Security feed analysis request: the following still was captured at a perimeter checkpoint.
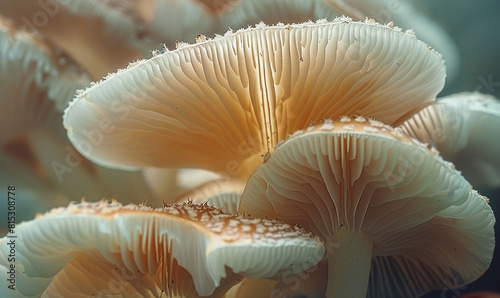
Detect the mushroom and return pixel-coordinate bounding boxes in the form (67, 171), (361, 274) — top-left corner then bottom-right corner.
(0, 0), (161, 79)
(135, 0), (342, 49)
(174, 178), (246, 214)
(226, 257), (329, 298)
(0, 16), (90, 139)
(143, 168), (225, 203)
(328, 0), (460, 81)
(63, 18), (445, 183)
(0, 16), (91, 230)
(142, 0), (458, 77)
(239, 117), (495, 297)
(225, 278), (279, 298)
(0, 200), (324, 297)
(0, 16), (159, 232)
(220, 0), (344, 31)
(144, 0), (231, 46)
(400, 92), (500, 188)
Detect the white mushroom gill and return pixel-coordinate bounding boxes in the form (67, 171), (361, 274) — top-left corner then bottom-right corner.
(174, 178), (245, 214)
(0, 16), (89, 143)
(0, 200), (324, 297)
(63, 18), (445, 182)
(142, 0), (459, 77)
(0, 0), (161, 79)
(239, 117), (495, 297)
(0, 16), (94, 228)
(400, 92), (500, 188)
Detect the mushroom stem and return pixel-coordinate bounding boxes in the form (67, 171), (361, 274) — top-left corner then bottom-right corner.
(326, 230), (373, 297)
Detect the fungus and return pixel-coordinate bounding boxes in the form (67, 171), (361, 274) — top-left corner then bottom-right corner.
(0, 16), (158, 228)
(142, 0), (458, 75)
(239, 117), (495, 297)
(139, 0), (342, 48)
(143, 168), (225, 203)
(0, 200), (324, 297)
(0, 16), (92, 229)
(400, 92), (500, 188)
(329, 0), (460, 79)
(0, 15), (87, 174)
(143, 0), (231, 45)
(225, 278), (279, 298)
(63, 18), (445, 182)
(174, 178), (246, 214)
(0, 16), (90, 139)
(0, 0), (161, 79)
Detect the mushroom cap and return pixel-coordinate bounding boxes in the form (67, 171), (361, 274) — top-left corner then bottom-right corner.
(0, 200), (324, 297)
(239, 117), (495, 297)
(0, 16), (90, 143)
(0, 0), (160, 79)
(174, 178), (246, 214)
(225, 278), (279, 298)
(218, 0), (344, 37)
(143, 168), (224, 204)
(0, 16), (88, 226)
(145, 0), (458, 79)
(0, 16), (163, 218)
(144, 0), (222, 45)
(63, 18), (445, 177)
(400, 92), (500, 188)
(329, 0), (460, 81)
(142, 0), (342, 48)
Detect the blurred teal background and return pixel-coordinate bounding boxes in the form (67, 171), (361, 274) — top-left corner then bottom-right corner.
(418, 1), (500, 296)
(419, 0), (500, 99)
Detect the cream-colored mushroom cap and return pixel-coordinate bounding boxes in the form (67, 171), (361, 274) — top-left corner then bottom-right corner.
(63, 18), (445, 179)
(144, 0), (237, 46)
(0, 16), (93, 227)
(220, 0), (344, 32)
(144, 0), (458, 78)
(0, 15), (92, 174)
(0, 200), (324, 297)
(239, 117), (495, 297)
(400, 92), (500, 188)
(0, 15), (158, 209)
(0, 0), (160, 79)
(329, 0), (460, 80)
(175, 178), (246, 214)
(147, 0), (345, 48)
(0, 16), (90, 142)
(143, 168), (224, 203)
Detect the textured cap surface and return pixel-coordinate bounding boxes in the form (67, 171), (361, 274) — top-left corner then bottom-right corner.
(64, 18), (445, 177)
(0, 200), (324, 297)
(240, 117), (495, 297)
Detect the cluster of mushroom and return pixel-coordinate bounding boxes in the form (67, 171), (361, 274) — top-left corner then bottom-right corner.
(0, 1), (499, 298)
(0, 0), (470, 215)
(59, 17), (497, 297)
(0, 199), (325, 297)
(0, 1), (179, 229)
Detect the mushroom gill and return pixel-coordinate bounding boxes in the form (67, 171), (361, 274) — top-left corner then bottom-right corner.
(400, 92), (500, 188)
(63, 18), (445, 182)
(239, 117), (495, 297)
(0, 200), (324, 297)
